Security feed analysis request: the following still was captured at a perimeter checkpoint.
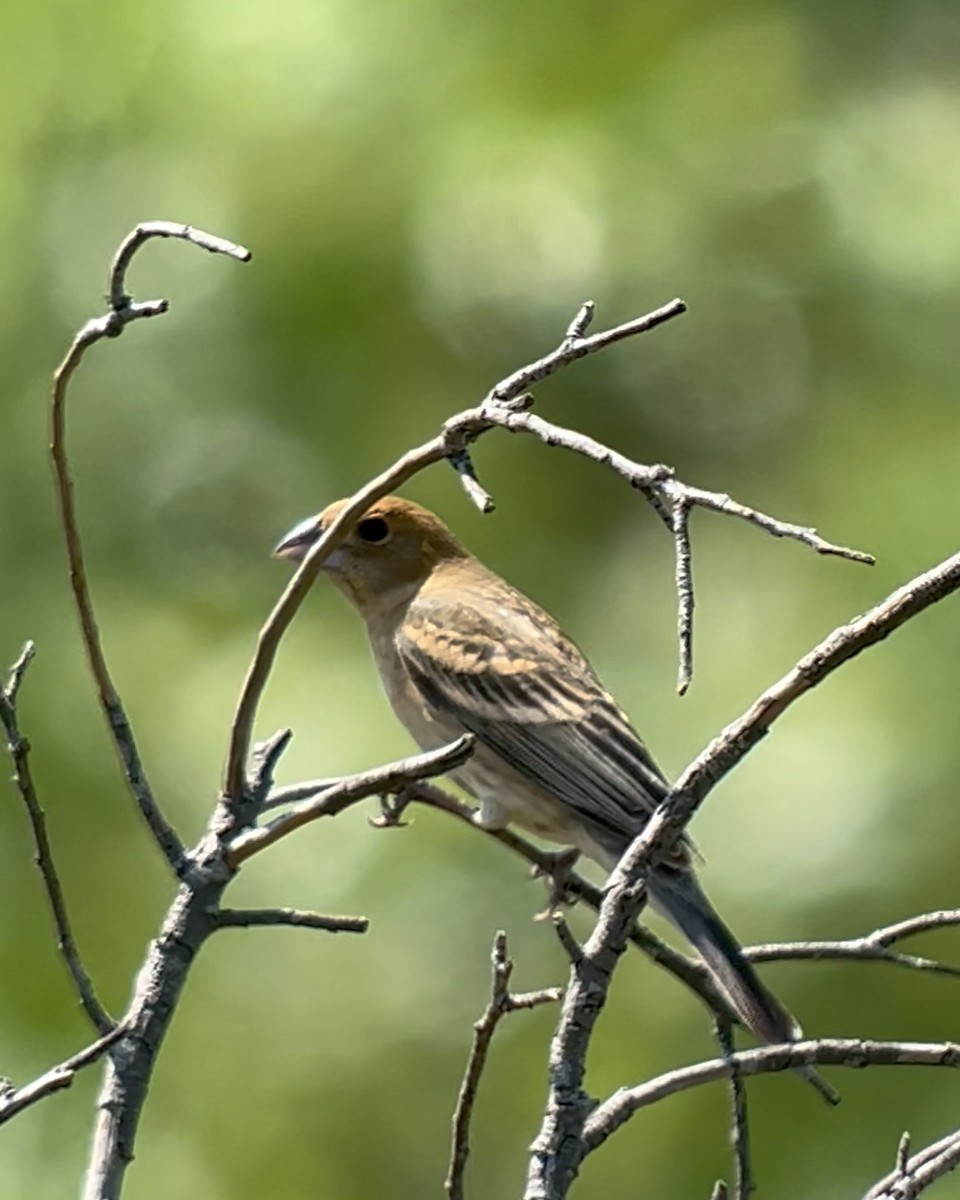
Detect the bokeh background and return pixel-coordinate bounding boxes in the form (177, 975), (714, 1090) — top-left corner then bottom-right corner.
(2, 2), (960, 1197)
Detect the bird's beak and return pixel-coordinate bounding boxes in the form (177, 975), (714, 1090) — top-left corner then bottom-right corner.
(273, 514), (324, 563)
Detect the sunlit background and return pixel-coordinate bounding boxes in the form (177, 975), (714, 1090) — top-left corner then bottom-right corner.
(2, 2), (960, 1196)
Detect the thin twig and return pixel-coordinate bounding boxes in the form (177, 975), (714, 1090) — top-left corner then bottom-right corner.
(747, 912), (960, 977)
(1, 643), (113, 1034)
(108, 221), (250, 309)
(582, 1039), (960, 1154)
(476, 405), (874, 566)
(714, 1019), (753, 1200)
(448, 446), (496, 514)
(226, 736), (476, 865)
(247, 728), (294, 809)
(898, 1133), (913, 1177)
(551, 914), (585, 967)
(445, 932), (561, 1200)
(50, 222), (250, 872)
(0, 1022), (129, 1129)
(218, 907), (368, 934)
(672, 499), (695, 695)
(866, 910), (960, 946)
(489, 299), (687, 400)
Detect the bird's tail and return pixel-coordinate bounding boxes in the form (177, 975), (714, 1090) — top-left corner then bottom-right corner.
(647, 869), (839, 1106)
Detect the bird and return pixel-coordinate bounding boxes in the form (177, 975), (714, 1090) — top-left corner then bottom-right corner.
(275, 494), (835, 1098)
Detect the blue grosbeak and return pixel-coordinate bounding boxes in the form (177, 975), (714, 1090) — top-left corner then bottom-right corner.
(276, 495), (818, 1061)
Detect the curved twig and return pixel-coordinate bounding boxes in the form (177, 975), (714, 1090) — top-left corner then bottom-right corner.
(50, 222), (250, 872)
(226, 736), (476, 865)
(582, 1039), (960, 1155)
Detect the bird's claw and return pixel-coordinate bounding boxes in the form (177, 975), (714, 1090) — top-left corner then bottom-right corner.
(532, 847), (581, 920)
(368, 787), (414, 829)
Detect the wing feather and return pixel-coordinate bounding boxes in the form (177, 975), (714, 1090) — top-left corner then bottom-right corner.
(397, 583), (679, 858)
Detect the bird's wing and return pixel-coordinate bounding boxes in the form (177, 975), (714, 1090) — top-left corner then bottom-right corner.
(396, 584), (681, 860)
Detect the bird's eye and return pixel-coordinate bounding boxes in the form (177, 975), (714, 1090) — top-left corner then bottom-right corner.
(356, 517), (391, 544)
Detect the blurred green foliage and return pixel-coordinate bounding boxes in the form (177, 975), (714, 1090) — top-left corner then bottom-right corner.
(2, 1), (960, 1196)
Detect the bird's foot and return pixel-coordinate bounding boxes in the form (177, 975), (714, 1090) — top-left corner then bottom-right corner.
(369, 786), (414, 829)
(532, 847), (581, 920)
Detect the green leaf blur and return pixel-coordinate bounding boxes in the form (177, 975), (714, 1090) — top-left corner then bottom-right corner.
(2, 2), (960, 1196)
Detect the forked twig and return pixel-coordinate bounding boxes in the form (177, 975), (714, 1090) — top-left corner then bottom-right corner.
(445, 932), (561, 1200)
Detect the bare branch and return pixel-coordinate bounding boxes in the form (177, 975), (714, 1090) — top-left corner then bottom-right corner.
(473, 405), (874, 567)
(489, 299), (686, 401)
(866, 909), (960, 946)
(0, 1023), (128, 1129)
(551, 914), (585, 967)
(226, 736), (475, 865)
(274, 761), (955, 1030)
(50, 221), (250, 873)
(714, 1019), (753, 1200)
(678, 480), (875, 563)
(866, 1128), (960, 1200)
(445, 931), (561, 1200)
(563, 300), (596, 342)
(672, 499), (695, 695)
(582, 1039), (960, 1155)
(108, 221), (250, 310)
(82, 869), (225, 1200)
(898, 1132), (913, 1178)
(247, 728), (294, 808)
(217, 907), (368, 934)
(448, 445), (496, 514)
(747, 907), (960, 979)
(4, 641), (36, 702)
(1, 643), (113, 1034)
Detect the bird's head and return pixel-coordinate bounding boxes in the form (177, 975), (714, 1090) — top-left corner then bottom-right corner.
(274, 495), (469, 613)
